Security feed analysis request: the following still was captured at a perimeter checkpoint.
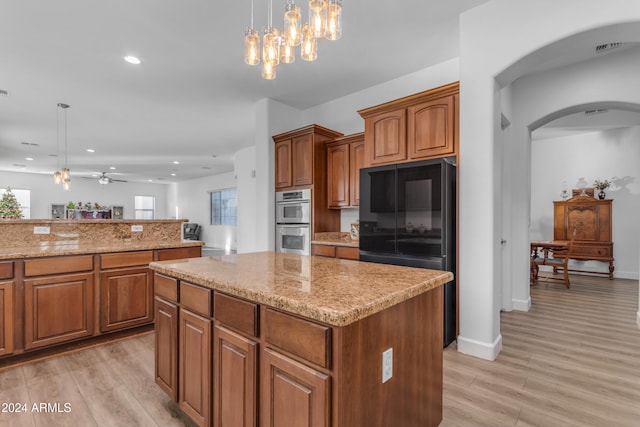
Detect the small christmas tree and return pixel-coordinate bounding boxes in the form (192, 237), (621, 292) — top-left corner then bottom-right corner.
(0, 188), (23, 219)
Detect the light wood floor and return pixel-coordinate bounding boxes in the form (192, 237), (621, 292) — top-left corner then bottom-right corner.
(0, 275), (638, 426)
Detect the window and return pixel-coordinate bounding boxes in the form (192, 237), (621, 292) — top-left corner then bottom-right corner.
(134, 195), (155, 219)
(210, 189), (237, 225)
(0, 188), (30, 219)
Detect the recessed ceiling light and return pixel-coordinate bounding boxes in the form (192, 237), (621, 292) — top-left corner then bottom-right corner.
(124, 55), (141, 65)
(172, 161), (180, 165)
(170, 173), (176, 176)
(148, 179), (153, 182)
(86, 149), (95, 153)
(25, 157), (34, 161)
(109, 166), (116, 170)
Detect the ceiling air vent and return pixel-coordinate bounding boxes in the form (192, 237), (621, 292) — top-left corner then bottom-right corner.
(0, 89), (8, 96)
(595, 42), (624, 53)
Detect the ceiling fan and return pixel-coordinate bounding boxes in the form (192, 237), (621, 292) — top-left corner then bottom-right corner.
(84, 172), (128, 185)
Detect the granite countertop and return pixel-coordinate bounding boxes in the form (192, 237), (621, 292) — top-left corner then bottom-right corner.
(149, 251), (452, 327)
(312, 232), (359, 248)
(0, 240), (203, 260)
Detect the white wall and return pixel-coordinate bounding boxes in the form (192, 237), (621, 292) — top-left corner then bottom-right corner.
(234, 146), (258, 253)
(174, 172), (237, 250)
(459, 0), (640, 360)
(531, 127), (640, 280)
(0, 170), (168, 219)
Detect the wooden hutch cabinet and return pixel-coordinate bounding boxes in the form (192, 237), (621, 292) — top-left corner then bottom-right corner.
(358, 82), (459, 167)
(326, 132), (365, 208)
(553, 195), (614, 278)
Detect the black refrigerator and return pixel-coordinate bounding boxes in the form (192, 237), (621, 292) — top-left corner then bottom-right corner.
(359, 157), (456, 347)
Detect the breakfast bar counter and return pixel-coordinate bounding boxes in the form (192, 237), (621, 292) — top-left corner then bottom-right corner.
(149, 251), (452, 427)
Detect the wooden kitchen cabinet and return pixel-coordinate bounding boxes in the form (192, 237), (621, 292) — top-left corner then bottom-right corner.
(24, 271), (94, 350)
(273, 124), (343, 191)
(155, 295), (178, 401)
(213, 325), (257, 427)
(179, 307), (211, 427)
(312, 244), (359, 260)
(0, 280), (14, 356)
(100, 251), (154, 333)
(261, 347), (330, 427)
(359, 82), (459, 167)
(326, 133), (364, 208)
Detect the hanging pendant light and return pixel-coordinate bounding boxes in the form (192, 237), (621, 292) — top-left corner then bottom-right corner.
(325, 0), (341, 40)
(280, 32), (295, 63)
(308, 0), (327, 38)
(284, 0), (301, 46)
(58, 103), (71, 191)
(301, 23), (317, 61)
(244, 0), (260, 65)
(262, 60), (277, 79)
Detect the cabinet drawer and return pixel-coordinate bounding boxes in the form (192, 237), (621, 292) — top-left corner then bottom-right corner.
(312, 244), (336, 258)
(101, 251), (153, 269)
(214, 292), (259, 337)
(155, 274), (178, 302)
(572, 245), (612, 258)
(156, 246), (202, 261)
(264, 308), (331, 368)
(180, 281), (212, 317)
(336, 246), (359, 260)
(0, 261), (13, 280)
(24, 255), (93, 277)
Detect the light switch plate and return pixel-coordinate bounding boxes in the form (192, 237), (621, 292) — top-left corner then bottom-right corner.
(382, 348), (393, 383)
(33, 226), (50, 235)
(131, 225), (143, 232)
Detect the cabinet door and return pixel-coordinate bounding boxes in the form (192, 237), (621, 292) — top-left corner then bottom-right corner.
(275, 140), (293, 189)
(365, 109), (407, 166)
(213, 325), (257, 427)
(327, 142), (350, 208)
(349, 140), (365, 206)
(24, 272), (94, 350)
(292, 133), (314, 187)
(407, 95), (455, 159)
(155, 296), (178, 401)
(261, 348), (330, 427)
(179, 308), (211, 427)
(0, 281), (14, 356)
(100, 267), (153, 332)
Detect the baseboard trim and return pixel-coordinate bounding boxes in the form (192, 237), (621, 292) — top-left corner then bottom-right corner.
(512, 297), (531, 312)
(456, 334), (503, 361)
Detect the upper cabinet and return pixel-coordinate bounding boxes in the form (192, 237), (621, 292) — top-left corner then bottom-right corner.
(326, 133), (364, 208)
(273, 125), (343, 191)
(359, 82), (459, 167)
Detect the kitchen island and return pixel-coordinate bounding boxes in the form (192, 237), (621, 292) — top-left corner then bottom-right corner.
(149, 251), (452, 427)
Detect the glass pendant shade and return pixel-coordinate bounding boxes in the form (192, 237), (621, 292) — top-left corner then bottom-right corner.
(62, 168), (70, 181)
(309, 0), (327, 38)
(53, 171), (62, 184)
(263, 27), (280, 66)
(244, 28), (260, 65)
(301, 23), (317, 61)
(284, 2), (301, 46)
(325, 0), (341, 40)
(63, 178), (70, 191)
(280, 33), (295, 63)
(262, 61), (276, 79)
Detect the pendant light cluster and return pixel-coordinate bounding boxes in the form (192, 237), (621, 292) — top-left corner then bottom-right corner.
(53, 103), (71, 190)
(244, 0), (342, 79)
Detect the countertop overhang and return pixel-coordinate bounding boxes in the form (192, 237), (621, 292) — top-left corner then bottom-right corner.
(149, 251), (453, 327)
(0, 240), (203, 260)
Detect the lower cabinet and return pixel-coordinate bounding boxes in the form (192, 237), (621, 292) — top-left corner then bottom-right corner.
(261, 347), (330, 427)
(155, 296), (178, 400)
(0, 281), (14, 356)
(100, 267), (154, 332)
(213, 325), (257, 427)
(179, 308), (211, 427)
(312, 243), (359, 260)
(24, 272), (94, 350)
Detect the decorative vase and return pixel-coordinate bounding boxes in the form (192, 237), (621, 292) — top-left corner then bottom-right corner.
(598, 190), (606, 200)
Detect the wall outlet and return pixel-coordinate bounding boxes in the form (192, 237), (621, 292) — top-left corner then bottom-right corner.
(131, 225), (143, 232)
(382, 348), (393, 383)
(33, 226), (50, 235)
